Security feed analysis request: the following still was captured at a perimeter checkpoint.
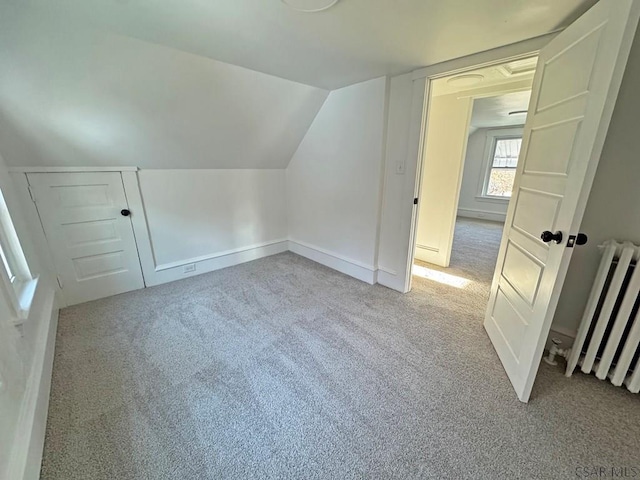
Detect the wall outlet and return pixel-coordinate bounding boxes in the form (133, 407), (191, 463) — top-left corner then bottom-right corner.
(184, 263), (196, 273)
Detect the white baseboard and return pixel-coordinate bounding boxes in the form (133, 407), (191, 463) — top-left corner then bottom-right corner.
(8, 287), (58, 480)
(377, 268), (407, 293)
(287, 240), (377, 285)
(457, 208), (506, 223)
(145, 240), (289, 287)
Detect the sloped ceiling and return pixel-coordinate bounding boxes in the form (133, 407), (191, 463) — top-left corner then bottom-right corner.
(0, 13), (328, 169)
(2, 0), (596, 90)
(0, 0), (596, 169)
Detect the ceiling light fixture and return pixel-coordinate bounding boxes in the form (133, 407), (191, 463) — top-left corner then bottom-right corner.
(446, 74), (484, 88)
(508, 110), (528, 115)
(282, 0), (340, 13)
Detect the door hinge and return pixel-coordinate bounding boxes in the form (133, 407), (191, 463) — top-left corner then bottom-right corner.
(28, 185), (37, 203)
(413, 198), (419, 205)
(56, 276), (63, 289)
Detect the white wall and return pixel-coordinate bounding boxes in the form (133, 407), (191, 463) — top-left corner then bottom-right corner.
(457, 127), (523, 222)
(136, 169), (287, 283)
(0, 23), (328, 170)
(415, 93), (472, 266)
(286, 77), (388, 283)
(0, 154), (58, 480)
(552, 26), (640, 337)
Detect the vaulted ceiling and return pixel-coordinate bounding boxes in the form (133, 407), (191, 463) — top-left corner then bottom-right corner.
(0, 0), (596, 169)
(0, 13), (328, 169)
(3, 0), (596, 90)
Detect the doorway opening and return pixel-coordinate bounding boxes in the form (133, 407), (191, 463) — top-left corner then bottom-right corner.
(411, 57), (537, 295)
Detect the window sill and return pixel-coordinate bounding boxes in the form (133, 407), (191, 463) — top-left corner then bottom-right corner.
(475, 195), (511, 204)
(12, 276), (39, 325)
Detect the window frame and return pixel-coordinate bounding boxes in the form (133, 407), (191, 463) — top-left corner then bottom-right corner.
(0, 186), (36, 321)
(475, 127), (524, 203)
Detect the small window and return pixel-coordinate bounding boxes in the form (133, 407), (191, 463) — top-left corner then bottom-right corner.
(484, 137), (522, 198)
(0, 186), (35, 320)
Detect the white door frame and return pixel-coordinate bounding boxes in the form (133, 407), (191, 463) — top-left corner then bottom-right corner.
(375, 34), (558, 294)
(404, 51), (551, 293)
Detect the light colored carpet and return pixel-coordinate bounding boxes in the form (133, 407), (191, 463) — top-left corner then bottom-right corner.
(41, 219), (640, 479)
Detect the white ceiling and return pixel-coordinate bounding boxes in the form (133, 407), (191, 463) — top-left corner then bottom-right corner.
(470, 91), (532, 129)
(1, 0), (597, 89)
(431, 57), (537, 97)
(429, 58), (534, 130)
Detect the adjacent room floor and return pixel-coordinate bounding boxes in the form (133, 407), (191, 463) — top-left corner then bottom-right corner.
(41, 219), (640, 479)
(412, 217), (503, 301)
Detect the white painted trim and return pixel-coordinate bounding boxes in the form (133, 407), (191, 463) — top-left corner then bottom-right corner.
(8, 166), (138, 173)
(288, 239), (377, 285)
(457, 208), (506, 223)
(411, 33), (556, 80)
(372, 77), (392, 272)
(7, 287), (58, 480)
(401, 41), (549, 294)
(377, 266), (397, 276)
(287, 239), (376, 271)
(473, 196), (510, 204)
(377, 269), (406, 293)
(148, 241), (289, 287)
(456, 83), (533, 100)
(155, 239), (289, 271)
(476, 127), (524, 199)
(120, 171), (155, 286)
(10, 173), (67, 307)
(403, 77), (430, 294)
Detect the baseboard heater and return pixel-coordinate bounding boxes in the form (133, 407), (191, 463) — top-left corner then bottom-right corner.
(565, 240), (640, 393)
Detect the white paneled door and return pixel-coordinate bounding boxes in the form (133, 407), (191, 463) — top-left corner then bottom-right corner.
(484, 0), (640, 402)
(28, 172), (144, 305)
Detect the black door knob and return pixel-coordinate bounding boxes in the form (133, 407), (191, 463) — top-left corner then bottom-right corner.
(121, 209), (131, 217)
(541, 230), (563, 244)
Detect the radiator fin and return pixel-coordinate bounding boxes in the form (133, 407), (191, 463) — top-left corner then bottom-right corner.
(565, 240), (640, 393)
